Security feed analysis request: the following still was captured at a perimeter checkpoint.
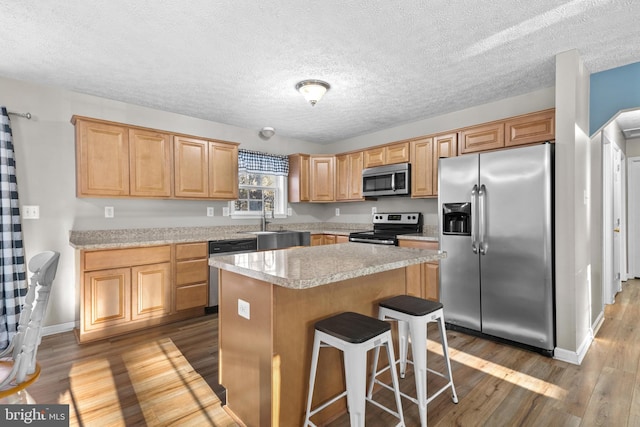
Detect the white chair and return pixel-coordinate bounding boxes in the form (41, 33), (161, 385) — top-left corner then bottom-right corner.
(0, 251), (60, 403)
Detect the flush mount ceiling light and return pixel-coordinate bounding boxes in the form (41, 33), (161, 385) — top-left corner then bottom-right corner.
(259, 126), (276, 140)
(295, 79), (330, 106)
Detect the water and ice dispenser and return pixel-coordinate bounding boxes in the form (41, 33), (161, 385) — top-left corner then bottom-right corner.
(442, 202), (471, 235)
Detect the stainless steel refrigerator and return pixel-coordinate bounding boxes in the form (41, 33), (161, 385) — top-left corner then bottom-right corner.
(438, 143), (554, 355)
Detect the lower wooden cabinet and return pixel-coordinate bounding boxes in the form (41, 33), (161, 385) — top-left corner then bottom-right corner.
(174, 242), (209, 312)
(311, 234), (349, 245)
(78, 243), (207, 343)
(398, 240), (439, 301)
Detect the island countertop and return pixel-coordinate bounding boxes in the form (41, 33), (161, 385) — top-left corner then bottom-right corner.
(209, 242), (445, 289)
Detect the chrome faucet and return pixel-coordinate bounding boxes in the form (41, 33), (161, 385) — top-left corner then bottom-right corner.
(261, 204), (270, 231)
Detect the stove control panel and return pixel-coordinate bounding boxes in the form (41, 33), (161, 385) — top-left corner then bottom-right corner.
(372, 212), (422, 225)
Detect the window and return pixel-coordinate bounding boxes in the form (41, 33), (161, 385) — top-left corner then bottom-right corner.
(231, 149), (289, 219)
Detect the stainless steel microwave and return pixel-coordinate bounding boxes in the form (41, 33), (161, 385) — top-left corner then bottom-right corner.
(362, 163), (411, 197)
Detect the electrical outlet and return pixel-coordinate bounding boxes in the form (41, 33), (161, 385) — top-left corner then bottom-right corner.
(238, 299), (250, 320)
(105, 206), (114, 218)
(207, 207), (214, 217)
(287, 207), (293, 216)
(222, 207), (230, 217)
(22, 205), (40, 219)
(371, 207), (377, 215)
(335, 208), (340, 216)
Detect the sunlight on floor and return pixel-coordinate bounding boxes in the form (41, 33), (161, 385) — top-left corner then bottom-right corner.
(426, 339), (567, 400)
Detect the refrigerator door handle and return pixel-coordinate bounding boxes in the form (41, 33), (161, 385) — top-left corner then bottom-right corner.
(471, 184), (479, 254)
(479, 184), (488, 255)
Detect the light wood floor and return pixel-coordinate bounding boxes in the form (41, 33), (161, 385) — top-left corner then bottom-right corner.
(29, 280), (640, 426)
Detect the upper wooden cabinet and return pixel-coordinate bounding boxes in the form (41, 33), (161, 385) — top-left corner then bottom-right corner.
(173, 137), (239, 199)
(459, 122), (505, 154)
(289, 154), (335, 202)
(73, 116), (239, 200)
(75, 119), (130, 197)
(310, 155), (335, 202)
(459, 109), (555, 155)
(410, 137), (434, 198)
(505, 109), (555, 147)
(336, 151), (363, 201)
(174, 136), (209, 198)
(364, 142), (410, 168)
(129, 128), (172, 197)
(433, 133), (458, 196)
(288, 154), (311, 202)
(208, 141), (239, 199)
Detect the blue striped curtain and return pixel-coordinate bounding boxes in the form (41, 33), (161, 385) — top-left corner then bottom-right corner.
(0, 106), (27, 350)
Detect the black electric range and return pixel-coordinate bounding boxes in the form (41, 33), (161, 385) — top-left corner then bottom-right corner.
(349, 212), (423, 245)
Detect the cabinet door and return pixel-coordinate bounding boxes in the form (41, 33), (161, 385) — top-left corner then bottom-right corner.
(336, 235), (349, 243)
(174, 136), (209, 198)
(310, 156), (335, 202)
(311, 234), (324, 246)
(336, 152), (363, 201)
(459, 122), (504, 154)
(324, 235), (337, 245)
(131, 262), (171, 321)
(288, 154), (310, 202)
(347, 152), (364, 200)
(335, 154), (350, 200)
(129, 128), (172, 197)
(83, 267), (131, 332)
(410, 137), (434, 197)
(433, 133), (458, 196)
(76, 119), (129, 197)
(386, 142), (410, 165)
(364, 147), (385, 168)
(209, 141), (238, 199)
(505, 109), (555, 147)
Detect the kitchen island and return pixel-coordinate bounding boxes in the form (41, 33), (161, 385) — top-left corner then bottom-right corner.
(210, 242), (445, 426)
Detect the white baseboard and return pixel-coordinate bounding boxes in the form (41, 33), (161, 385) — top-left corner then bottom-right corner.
(41, 321), (77, 337)
(553, 329), (594, 365)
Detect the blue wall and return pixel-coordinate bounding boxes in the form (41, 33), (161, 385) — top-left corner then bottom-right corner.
(590, 61), (640, 135)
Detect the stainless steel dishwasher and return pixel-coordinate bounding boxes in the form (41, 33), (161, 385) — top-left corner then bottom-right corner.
(208, 238), (257, 309)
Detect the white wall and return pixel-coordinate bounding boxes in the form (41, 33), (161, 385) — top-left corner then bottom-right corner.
(554, 49), (593, 363)
(625, 136), (640, 157)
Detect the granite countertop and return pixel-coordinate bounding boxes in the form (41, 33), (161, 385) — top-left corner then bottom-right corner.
(209, 242), (445, 289)
(69, 224), (438, 250)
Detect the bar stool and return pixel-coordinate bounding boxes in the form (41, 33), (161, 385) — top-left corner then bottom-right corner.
(368, 295), (458, 427)
(304, 311), (405, 427)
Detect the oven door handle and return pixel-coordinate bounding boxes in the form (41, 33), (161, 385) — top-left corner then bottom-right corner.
(349, 237), (396, 245)
(391, 173), (396, 191)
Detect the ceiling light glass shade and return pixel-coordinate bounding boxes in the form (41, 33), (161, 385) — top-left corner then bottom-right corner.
(295, 80), (330, 106)
(259, 126), (276, 139)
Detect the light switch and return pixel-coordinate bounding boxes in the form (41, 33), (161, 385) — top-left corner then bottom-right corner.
(207, 207), (214, 217)
(105, 206), (114, 218)
(335, 208), (340, 216)
(222, 207), (230, 216)
(22, 205), (39, 219)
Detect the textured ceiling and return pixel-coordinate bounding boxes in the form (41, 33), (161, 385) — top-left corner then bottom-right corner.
(1, 1), (640, 144)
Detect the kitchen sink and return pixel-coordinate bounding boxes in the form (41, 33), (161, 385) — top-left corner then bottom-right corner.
(248, 230), (311, 250)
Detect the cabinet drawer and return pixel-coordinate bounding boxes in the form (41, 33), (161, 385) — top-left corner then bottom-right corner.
(175, 283), (208, 311)
(176, 258), (209, 285)
(83, 246), (171, 271)
(176, 242), (208, 260)
(398, 240), (438, 250)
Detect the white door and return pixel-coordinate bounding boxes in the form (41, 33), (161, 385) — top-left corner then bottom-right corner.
(612, 145), (622, 293)
(628, 157), (640, 277)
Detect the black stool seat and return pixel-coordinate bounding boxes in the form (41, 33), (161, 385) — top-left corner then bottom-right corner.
(380, 295), (443, 316)
(315, 312), (391, 344)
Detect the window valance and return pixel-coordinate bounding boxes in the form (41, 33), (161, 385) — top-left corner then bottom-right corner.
(238, 149), (289, 176)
